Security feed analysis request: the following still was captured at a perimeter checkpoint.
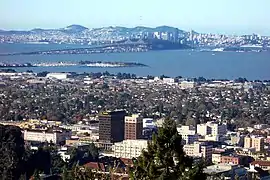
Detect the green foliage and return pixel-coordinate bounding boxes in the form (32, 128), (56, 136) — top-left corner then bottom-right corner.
(68, 143), (99, 168)
(0, 125), (25, 180)
(65, 164), (109, 180)
(130, 119), (206, 180)
(32, 169), (41, 180)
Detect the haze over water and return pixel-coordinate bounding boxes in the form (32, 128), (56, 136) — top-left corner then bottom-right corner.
(0, 44), (269, 80)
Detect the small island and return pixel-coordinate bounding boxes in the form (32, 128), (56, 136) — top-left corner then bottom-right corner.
(79, 61), (147, 68)
(0, 61), (148, 68)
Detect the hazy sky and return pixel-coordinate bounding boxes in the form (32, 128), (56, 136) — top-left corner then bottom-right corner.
(0, 0), (270, 35)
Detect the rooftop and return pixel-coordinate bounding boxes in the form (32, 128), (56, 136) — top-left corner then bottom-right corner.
(204, 164), (237, 174)
(251, 160), (270, 167)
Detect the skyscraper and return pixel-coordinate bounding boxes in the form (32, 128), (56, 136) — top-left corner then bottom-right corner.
(173, 28), (179, 43)
(99, 110), (126, 143)
(125, 114), (143, 140)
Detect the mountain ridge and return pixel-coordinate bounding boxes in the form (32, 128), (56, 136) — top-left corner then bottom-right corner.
(0, 25), (185, 34)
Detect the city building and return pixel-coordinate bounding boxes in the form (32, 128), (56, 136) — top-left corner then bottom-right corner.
(212, 152), (222, 164)
(153, 32), (161, 39)
(181, 134), (199, 145)
(125, 114), (143, 140)
(177, 125), (198, 144)
(98, 110), (126, 143)
(163, 78), (175, 85)
(177, 125), (196, 135)
(112, 139), (149, 159)
(220, 155), (244, 165)
(184, 142), (213, 163)
(229, 133), (245, 146)
(244, 136), (264, 152)
(197, 121), (227, 136)
(212, 148), (235, 164)
(179, 81), (196, 89)
(204, 164), (247, 180)
(142, 118), (155, 129)
(23, 129), (71, 144)
(250, 160), (270, 171)
(46, 73), (70, 80)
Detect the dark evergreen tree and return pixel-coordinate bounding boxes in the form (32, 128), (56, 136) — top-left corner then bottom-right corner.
(0, 125), (25, 180)
(130, 119), (206, 180)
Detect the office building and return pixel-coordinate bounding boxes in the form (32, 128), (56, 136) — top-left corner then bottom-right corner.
(112, 139), (148, 159)
(125, 114), (143, 140)
(98, 110), (126, 143)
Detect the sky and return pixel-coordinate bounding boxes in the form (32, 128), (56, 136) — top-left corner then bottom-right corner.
(0, 0), (270, 35)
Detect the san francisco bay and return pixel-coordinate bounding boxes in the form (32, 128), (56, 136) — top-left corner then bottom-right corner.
(0, 43), (269, 80)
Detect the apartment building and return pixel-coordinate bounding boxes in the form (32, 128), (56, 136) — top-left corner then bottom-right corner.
(112, 139), (149, 159)
(197, 121), (227, 136)
(244, 136), (264, 152)
(184, 142), (213, 163)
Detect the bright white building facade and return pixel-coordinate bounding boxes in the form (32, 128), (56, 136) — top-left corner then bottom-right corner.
(197, 121), (227, 136)
(46, 73), (70, 80)
(177, 125), (198, 144)
(184, 142), (213, 163)
(112, 139), (149, 159)
(23, 129), (71, 144)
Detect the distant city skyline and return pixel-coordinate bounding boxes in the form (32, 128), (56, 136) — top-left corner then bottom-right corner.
(1, 0), (270, 35)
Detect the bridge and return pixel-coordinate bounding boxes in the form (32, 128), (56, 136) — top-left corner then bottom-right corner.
(0, 38), (150, 56)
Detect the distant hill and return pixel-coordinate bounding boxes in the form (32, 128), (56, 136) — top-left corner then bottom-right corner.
(0, 25), (186, 36)
(61, 24), (89, 32)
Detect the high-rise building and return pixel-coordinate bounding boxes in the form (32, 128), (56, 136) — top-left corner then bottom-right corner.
(173, 28), (179, 43)
(244, 137), (252, 149)
(98, 110), (126, 143)
(125, 114), (143, 140)
(244, 136), (264, 151)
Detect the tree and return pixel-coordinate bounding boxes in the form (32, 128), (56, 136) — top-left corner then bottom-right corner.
(62, 165), (70, 180)
(32, 169), (41, 180)
(0, 125), (25, 180)
(130, 119), (206, 180)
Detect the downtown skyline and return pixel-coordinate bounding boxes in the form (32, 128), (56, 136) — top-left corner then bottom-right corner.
(0, 24), (269, 37)
(1, 0), (270, 35)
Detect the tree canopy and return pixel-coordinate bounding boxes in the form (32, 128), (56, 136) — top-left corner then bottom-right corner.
(130, 119), (206, 180)
(0, 125), (25, 180)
